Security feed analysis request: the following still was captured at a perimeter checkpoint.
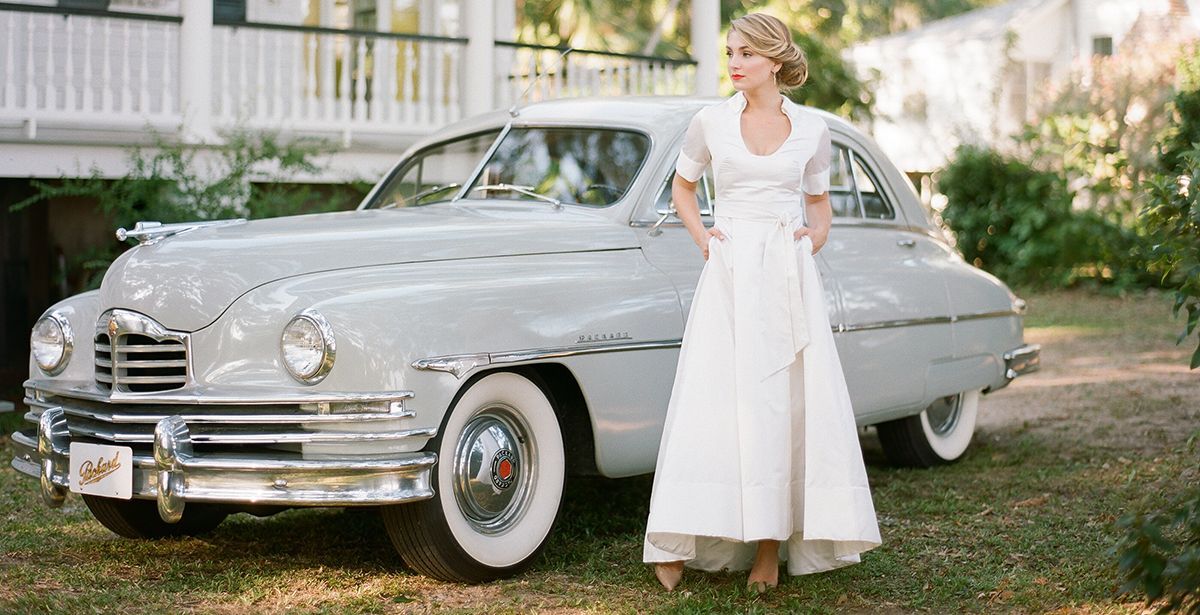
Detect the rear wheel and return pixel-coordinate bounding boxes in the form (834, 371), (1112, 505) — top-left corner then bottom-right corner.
(876, 389), (980, 468)
(381, 371), (566, 583)
(82, 494), (228, 539)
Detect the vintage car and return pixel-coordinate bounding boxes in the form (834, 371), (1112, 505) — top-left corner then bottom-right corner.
(8, 94), (1039, 582)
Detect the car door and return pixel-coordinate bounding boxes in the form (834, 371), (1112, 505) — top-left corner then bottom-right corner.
(634, 164), (843, 325)
(631, 167), (715, 316)
(822, 139), (955, 414)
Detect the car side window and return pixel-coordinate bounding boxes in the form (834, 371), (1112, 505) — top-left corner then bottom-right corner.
(851, 154), (895, 220)
(655, 169), (713, 216)
(829, 145), (859, 219)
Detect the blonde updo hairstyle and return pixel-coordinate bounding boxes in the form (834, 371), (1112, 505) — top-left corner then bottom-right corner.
(729, 13), (808, 90)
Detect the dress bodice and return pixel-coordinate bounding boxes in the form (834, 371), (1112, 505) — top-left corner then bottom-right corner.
(674, 90), (831, 208)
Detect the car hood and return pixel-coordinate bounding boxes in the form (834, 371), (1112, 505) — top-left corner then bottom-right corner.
(99, 204), (639, 331)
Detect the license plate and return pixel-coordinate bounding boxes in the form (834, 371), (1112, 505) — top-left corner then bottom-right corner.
(69, 442), (134, 500)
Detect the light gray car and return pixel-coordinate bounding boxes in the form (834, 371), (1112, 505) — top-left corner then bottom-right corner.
(8, 95), (1039, 582)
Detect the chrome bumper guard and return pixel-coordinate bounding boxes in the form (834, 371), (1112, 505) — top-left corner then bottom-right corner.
(1003, 343), (1041, 379)
(984, 343), (1041, 393)
(10, 383), (437, 523)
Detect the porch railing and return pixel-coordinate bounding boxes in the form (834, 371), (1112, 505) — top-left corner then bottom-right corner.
(211, 21), (466, 134)
(0, 5), (182, 132)
(495, 41), (696, 108)
(0, 3), (697, 145)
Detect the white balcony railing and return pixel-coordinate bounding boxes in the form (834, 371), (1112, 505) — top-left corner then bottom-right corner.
(1, 8), (181, 132)
(495, 42), (697, 107)
(0, 3), (697, 147)
(212, 23), (465, 134)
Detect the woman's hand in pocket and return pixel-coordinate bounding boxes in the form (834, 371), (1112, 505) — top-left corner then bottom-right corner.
(793, 225), (827, 254)
(695, 226), (727, 261)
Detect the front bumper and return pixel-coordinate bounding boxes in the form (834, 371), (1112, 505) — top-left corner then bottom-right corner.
(10, 382), (437, 523)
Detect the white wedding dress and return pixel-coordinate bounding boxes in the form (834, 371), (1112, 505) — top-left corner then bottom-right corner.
(642, 90), (882, 575)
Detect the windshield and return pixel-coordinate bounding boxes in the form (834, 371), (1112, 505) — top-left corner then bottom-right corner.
(464, 127), (651, 207)
(364, 130), (502, 209)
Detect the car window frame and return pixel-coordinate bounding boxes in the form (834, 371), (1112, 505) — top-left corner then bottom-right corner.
(455, 123), (656, 209)
(652, 168), (714, 217)
(832, 138), (900, 225)
(360, 127), (506, 210)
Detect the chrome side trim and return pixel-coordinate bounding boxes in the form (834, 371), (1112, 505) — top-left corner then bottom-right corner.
(413, 339), (684, 378)
(839, 309), (1020, 333)
(841, 315), (950, 332)
(954, 309), (1023, 322)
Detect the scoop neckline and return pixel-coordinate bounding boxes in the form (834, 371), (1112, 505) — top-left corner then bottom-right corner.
(736, 95), (795, 157)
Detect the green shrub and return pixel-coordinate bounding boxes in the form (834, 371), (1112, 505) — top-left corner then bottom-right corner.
(1112, 436), (1200, 614)
(936, 144), (1145, 288)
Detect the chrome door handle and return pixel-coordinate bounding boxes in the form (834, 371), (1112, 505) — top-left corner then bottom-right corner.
(896, 238), (916, 248)
(648, 207), (676, 237)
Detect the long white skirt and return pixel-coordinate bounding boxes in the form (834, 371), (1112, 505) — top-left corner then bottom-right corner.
(642, 209), (882, 575)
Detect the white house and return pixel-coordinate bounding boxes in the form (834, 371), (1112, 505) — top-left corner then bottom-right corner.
(846, 0), (1200, 175)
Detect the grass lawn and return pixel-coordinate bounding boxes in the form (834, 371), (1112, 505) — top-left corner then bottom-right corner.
(1, 288), (1197, 613)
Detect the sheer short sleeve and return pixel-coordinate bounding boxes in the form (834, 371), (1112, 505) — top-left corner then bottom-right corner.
(802, 121), (832, 195)
(675, 111), (711, 183)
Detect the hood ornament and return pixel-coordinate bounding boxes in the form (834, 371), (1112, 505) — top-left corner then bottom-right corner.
(115, 219), (247, 246)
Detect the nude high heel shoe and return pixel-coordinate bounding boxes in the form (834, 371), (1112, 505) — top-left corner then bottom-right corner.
(654, 562), (684, 591)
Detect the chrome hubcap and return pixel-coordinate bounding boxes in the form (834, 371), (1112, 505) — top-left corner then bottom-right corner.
(925, 393), (962, 436)
(452, 405), (535, 535)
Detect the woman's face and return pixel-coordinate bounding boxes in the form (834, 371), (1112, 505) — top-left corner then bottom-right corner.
(725, 30), (778, 93)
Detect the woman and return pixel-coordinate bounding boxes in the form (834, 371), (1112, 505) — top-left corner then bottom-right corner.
(641, 12), (882, 592)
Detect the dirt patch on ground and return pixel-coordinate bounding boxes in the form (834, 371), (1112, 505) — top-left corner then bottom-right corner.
(976, 298), (1200, 452)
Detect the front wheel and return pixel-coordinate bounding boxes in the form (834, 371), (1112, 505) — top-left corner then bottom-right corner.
(381, 371), (566, 583)
(876, 389), (980, 468)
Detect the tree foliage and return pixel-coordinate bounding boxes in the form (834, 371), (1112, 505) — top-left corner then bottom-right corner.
(1138, 47), (1200, 369)
(1017, 37), (1192, 225)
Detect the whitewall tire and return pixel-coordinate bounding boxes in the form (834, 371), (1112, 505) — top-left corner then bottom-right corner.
(876, 388), (980, 468)
(382, 370), (566, 582)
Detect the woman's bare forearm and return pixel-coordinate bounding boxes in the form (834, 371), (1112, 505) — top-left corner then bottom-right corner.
(672, 174), (708, 247)
(804, 193), (832, 236)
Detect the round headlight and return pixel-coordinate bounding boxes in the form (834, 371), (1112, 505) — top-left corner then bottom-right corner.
(31, 312), (73, 376)
(281, 310), (336, 384)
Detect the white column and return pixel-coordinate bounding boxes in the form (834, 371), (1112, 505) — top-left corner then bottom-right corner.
(463, 0), (495, 117)
(180, 0), (215, 142)
(375, 0), (394, 120)
(691, 0), (719, 96)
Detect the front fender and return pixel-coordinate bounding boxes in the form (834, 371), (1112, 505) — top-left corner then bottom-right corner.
(192, 250), (683, 444)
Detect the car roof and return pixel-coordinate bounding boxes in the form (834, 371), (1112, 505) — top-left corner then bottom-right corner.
(410, 95), (859, 152)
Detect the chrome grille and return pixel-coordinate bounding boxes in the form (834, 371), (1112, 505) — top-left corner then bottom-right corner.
(94, 311), (190, 393)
